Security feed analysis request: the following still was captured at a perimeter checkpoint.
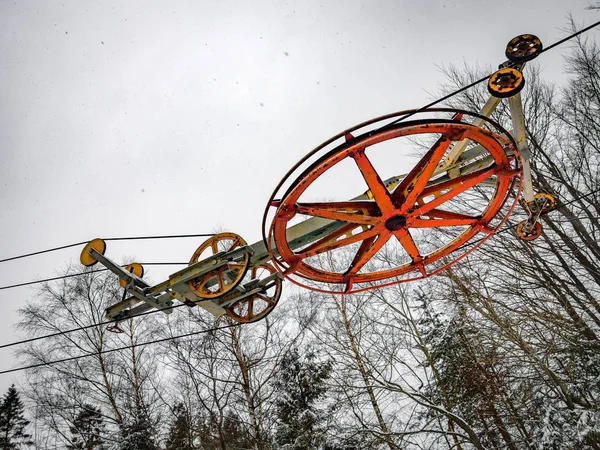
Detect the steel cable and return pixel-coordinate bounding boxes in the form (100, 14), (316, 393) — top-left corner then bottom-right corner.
(0, 233), (215, 264)
(0, 321), (242, 375)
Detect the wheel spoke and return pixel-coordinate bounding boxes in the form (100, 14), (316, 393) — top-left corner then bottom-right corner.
(228, 237), (241, 252)
(247, 298), (254, 319)
(211, 241), (219, 254)
(345, 232), (391, 277)
(351, 150), (395, 213)
(257, 293), (274, 305)
(216, 270), (225, 290)
(409, 216), (479, 228)
(419, 166), (496, 200)
(392, 134), (455, 210)
(424, 209), (478, 221)
(394, 229), (421, 262)
(295, 201), (380, 225)
(415, 166), (497, 215)
(296, 200), (380, 214)
(299, 226), (379, 258)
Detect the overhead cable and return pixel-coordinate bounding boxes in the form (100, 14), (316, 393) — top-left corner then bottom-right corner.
(0, 321), (242, 375)
(0, 233), (215, 264)
(382, 19), (600, 129)
(454, 186), (600, 253)
(0, 302), (187, 350)
(0, 262), (185, 291)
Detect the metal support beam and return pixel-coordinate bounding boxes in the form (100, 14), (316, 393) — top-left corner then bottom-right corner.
(508, 93), (535, 203)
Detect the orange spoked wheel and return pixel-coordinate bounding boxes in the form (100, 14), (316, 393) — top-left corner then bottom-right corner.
(226, 263), (282, 323)
(188, 232), (250, 299)
(264, 109), (522, 294)
(516, 221), (543, 241)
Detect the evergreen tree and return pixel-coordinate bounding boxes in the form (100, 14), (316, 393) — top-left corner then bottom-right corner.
(273, 348), (333, 450)
(0, 385), (33, 449)
(67, 404), (105, 450)
(195, 410), (253, 450)
(220, 412), (254, 450)
(165, 403), (194, 450)
(119, 406), (159, 450)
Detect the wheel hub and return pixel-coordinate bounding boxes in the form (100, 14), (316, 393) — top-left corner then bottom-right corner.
(494, 73), (518, 89)
(385, 215), (407, 231)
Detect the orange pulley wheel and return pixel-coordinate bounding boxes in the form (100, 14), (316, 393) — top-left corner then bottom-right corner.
(188, 232), (251, 299)
(120, 263), (145, 288)
(488, 68), (524, 98)
(80, 238), (107, 267)
(265, 111), (522, 294)
(516, 220), (543, 241)
(226, 263), (282, 323)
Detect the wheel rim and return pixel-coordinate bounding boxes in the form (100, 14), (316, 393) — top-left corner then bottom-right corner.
(188, 232), (250, 299)
(226, 264), (282, 323)
(267, 117), (521, 293)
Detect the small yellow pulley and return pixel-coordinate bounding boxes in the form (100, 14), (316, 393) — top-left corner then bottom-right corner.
(535, 192), (556, 213)
(80, 238), (107, 267)
(120, 263), (145, 288)
(488, 67), (524, 98)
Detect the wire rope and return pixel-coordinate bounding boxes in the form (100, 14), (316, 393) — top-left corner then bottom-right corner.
(0, 262), (187, 291)
(379, 19), (600, 129)
(0, 233), (215, 264)
(0, 321), (242, 375)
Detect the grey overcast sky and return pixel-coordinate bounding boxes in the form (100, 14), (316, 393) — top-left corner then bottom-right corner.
(0, 1), (598, 390)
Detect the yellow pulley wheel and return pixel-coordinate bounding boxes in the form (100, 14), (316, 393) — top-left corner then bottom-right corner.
(488, 67), (524, 98)
(188, 232), (251, 299)
(535, 192), (556, 213)
(120, 263), (145, 288)
(80, 238), (106, 267)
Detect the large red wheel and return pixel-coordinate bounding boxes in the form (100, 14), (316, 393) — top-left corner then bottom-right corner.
(264, 110), (522, 294)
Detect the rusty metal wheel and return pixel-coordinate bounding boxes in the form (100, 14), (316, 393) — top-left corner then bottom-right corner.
(488, 68), (525, 98)
(534, 192), (555, 213)
(188, 232), (250, 299)
(226, 263), (282, 323)
(505, 34), (543, 63)
(516, 220), (543, 241)
(265, 110), (522, 294)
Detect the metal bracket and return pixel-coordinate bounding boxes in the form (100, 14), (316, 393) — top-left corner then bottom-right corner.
(217, 272), (283, 308)
(96, 245), (258, 321)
